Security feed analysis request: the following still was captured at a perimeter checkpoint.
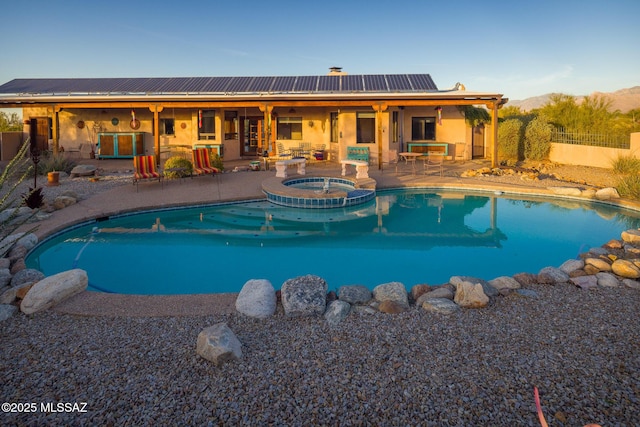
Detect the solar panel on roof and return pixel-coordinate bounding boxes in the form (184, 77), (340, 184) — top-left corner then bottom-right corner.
(247, 76), (276, 92)
(342, 75), (363, 91)
(363, 75), (388, 92)
(408, 74), (437, 91)
(317, 75), (340, 92)
(294, 76), (317, 92)
(271, 76), (296, 92)
(0, 74), (439, 95)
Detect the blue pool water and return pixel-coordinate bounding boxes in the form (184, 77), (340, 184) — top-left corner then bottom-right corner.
(26, 189), (640, 295)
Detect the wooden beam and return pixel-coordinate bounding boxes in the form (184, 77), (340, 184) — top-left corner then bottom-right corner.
(491, 101), (499, 168)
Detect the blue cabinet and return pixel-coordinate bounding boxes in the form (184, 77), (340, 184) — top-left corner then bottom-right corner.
(97, 132), (144, 159)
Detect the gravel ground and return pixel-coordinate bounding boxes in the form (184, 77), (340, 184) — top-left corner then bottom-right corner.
(1, 161), (636, 426)
(2, 284), (639, 426)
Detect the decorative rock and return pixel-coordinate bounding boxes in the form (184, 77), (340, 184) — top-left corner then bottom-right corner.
(324, 300), (351, 326)
(622, 279), (640, 290)
(512, 272), (539, 286)
(7, 244), (28, 260)
(0, 268), (11, 288)
(450, 276), (499, 297)
(595, 187), (620, 200)
(0, 258), (9, 269)
(580, 189), (596, 198)
(70, 164), (97, 177)
(604, 239), (623, 250)
(351, 305), (378, 315)
(570, 275), (598, 289)
(548, 186), (582, 196)
(53, 196), (77, 210)
(10, 268), (45, 288)
(596, 272), (620, 288)
(10, 259), (26, 275)
(373, 282), (409, 307)
(585, 257), (612, 272)
(488, 276), (521, 291)
(584, 264), (601, 275)
(418, 286), (454, 304)
(235, 279), (276, 318)
(338, 285), (372, 305)
(611, 259), (640, 279)
(0, 282), (34, 304)
(421, 298), (460, 315)
(0, 304), (18, 321)
(410, 284), (431, 301)
(453, 281), (489, 308)
(537, 267), (570, 284)
(559, 259), (585, 274)
(621, 229), (640, 245)
(196, 323), (242, 366)
(378, 300), (408, 314)
(0, 232), (38, 257)
(20, 269), (88, 314)
(280, 274), (328, 317)
(586, 247), (610, 257)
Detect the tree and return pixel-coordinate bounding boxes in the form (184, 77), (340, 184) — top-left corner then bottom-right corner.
(498, 119), (523, 162)
(0, 111), (23, 132)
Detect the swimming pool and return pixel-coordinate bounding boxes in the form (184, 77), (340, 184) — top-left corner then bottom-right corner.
(26, 189), (640, 295)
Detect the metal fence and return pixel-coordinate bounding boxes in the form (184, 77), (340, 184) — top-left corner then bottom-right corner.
(551, 129), (629, 149)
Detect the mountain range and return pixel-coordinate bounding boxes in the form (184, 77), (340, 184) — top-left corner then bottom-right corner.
(507, 86), (640, 113)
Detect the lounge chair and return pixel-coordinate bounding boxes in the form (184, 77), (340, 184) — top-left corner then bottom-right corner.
(133, 155), (163, 191)
(192, 148), (220, 176)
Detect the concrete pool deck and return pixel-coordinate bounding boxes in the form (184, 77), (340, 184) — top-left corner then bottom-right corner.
(22, 157), (628, 317)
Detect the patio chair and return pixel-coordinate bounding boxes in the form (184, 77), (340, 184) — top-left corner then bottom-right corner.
(192, 148), (220, 176)
(423, 152), (444, 176)
(381, 149), (399, 173)
(133, 155), (163, 191)
(276, 142), (292, 159)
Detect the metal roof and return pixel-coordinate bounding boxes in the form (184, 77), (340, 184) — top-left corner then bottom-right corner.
(0, 74), (438, 96)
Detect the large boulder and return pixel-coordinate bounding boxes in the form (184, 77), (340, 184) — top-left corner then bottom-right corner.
(235, 279), (276, 318)
(453, 281), (489, 308)
(280, 275), (328, 317)
(595, 187), (620, 200)
(337, 285), (372, 305)
(450, 276), (499, 297)
(20, 269), (88, 314)
(324, 300), (351, 326)
(196, 323), (242, 366)
(421, 298), (460, 315)
(372, 282), (408, 307)
(611, 259), (640, 279)
(621, 229), (640, 245)
(11, 268), (45, 288)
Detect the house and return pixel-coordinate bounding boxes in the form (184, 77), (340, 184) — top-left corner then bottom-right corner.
(0, 68), (507, 167)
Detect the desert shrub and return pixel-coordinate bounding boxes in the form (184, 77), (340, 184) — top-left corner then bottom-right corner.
(37, 153), (77, 175)
(163, 156), (193, 179)
(211, 153), (224, 171)
(498, 119), (523, 161)
(612, 155), (640, 175)
(524, 117), (552, 161)
(616, 174), (640, 200)
(0, 140), (38, 247)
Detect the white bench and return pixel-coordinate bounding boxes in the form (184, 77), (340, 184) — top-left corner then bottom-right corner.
(275, 158), (306, 178)
(340, 159), (369, 179)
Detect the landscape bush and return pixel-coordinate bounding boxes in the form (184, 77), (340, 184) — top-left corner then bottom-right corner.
(524, 116), (552, 161)
(163, 156), (193, 179)
(612, 154), (640, 200)
(37, 152), (77, 175)
(497, 119), (523, 161)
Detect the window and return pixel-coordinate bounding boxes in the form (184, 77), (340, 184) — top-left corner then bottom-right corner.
(356, 112), (375, 143)
(224, 111), (238, 140)
(330, 112), (338, 142)
(392, 111), (399, 143)
(198, 110), (215, 140)
(159, 118), (175, 136)
(411, 117), (436, 140)
(277, 117), (302, 140)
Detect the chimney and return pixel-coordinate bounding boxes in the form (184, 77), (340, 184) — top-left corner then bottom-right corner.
(328, 67), (347, 75)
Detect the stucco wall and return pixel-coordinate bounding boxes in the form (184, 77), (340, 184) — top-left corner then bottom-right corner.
(549, 132), (640, 169)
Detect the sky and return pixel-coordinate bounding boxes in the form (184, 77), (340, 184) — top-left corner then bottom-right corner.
(0, 0), (638, 101)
